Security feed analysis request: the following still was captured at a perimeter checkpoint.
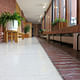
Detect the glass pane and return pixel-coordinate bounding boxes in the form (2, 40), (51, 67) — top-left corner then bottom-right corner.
(62, 0), (65, 19)
(53, 0), (55, 22)
(70, 0), (77, 26)
(56, 0), (59, 19)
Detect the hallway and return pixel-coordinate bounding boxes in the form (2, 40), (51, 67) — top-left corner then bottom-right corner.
(0, 38), (63, 80)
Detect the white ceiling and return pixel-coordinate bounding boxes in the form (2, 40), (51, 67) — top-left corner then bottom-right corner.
(17, 0), (51, 24)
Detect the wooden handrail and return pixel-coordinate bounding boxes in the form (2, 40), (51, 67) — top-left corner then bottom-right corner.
(43, 25), (80, 35)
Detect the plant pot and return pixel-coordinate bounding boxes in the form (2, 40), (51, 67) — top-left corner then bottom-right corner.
(52, 26), (54, 31)
(63, 22), (67, 27)
(6, 20), (18, 31)
(24, 34), (29, 38)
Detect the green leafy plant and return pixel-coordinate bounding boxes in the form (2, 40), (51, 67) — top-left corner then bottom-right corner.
(39, 29), (47, 33)
(0, 12), (24, 27)
(11, 12), (24, 26)
(51, 18), (60, 26)
(24, 25), (30, 34)
(60, 19), (67, 23)
(51, 18), (67, 27)
(39, 29), (43, 33)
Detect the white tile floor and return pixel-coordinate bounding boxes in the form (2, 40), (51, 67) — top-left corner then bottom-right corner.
(0, 37), (63, 80)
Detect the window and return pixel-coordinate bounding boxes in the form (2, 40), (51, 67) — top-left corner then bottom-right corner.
(52, 0), (59, 21)
(52, 0), (65, 21)
(61, 0), (65, 19)
(52, 0), (55, 22)
(70, 0), (77, 26)
(56, 0), (59, 19)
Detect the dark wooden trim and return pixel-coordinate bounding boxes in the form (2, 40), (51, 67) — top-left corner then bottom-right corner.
(65, 0), (70, 26)
(59, 0), (61, 19)
(46, 0), (52, 14)
(54, 0), (57, 19)
(42, 0), (52, 20)
(44, 12), (46, 29)
(77, 34), (79, 51)
(52, 0), (53, 22)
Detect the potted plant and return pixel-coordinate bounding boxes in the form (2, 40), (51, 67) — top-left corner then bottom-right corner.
(24, 25), (30, 38)
(60, 19), (67, 28)
(51, 18), (67, 30)
(51, 18), (59, 31)
(0, 12), (24, 31)
(39, 29), (47, 34)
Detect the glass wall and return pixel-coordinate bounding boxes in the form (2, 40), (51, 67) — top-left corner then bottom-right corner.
(52, 0), (77, 26)
(52, 0), (55, 22)
(70, 0), (77, 26)
(52, 0), (65, 21)
(52, 0), (59, 21)
(56, 0), (59, 19)
(61, 0), (65, 19)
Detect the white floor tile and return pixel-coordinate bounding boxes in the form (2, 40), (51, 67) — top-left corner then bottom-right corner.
(0, 37), (63, 80)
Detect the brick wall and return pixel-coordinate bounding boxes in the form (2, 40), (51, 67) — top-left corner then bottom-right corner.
(0, 0), (16, 14)
(0, 0), (16, 42)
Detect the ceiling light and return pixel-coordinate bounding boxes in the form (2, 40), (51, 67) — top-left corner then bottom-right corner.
(43, 3), (47, 9)
(54, 6), (58, 8)
(43, 6), (46, 9)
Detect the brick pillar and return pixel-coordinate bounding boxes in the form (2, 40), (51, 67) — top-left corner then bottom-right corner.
(77, 0), (80, 24)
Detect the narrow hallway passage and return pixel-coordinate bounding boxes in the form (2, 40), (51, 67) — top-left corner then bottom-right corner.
(0, 38), (63, 80)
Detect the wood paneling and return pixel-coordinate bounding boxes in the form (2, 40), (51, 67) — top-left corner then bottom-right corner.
(54, 0), (57, 19)
(33, 24), (41, 37)
(59, 0), (65, 19)
(65, 0), (71, 26)
(16, 3), (21, 16)
(41, 0), (52, 32)
(45, 4), (52, 32)
(26, 23), (32, 37)
(16, 2), (28, 33)
(16, 2), (22, 32)
(42, 17), (45, 29)
(59, 0), (61, 19)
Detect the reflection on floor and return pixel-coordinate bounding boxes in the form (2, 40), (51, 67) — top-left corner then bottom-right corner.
(39, 38), (80, 80)
(0, 37), (63, 80)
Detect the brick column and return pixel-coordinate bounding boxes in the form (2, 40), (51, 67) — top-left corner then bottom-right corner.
(77, 0), (80, 24)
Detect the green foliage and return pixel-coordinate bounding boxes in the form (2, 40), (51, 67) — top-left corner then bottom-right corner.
(11, 12), (24, 26)
(0, 12), (11, 27)
(39, 29), (42, 32)
(24, 25), (30, 34)
(60, 18), (67, 23)
(0, 12), (24, 27)
(39, 29), (47, 33)
(51, 18), (67, 27)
